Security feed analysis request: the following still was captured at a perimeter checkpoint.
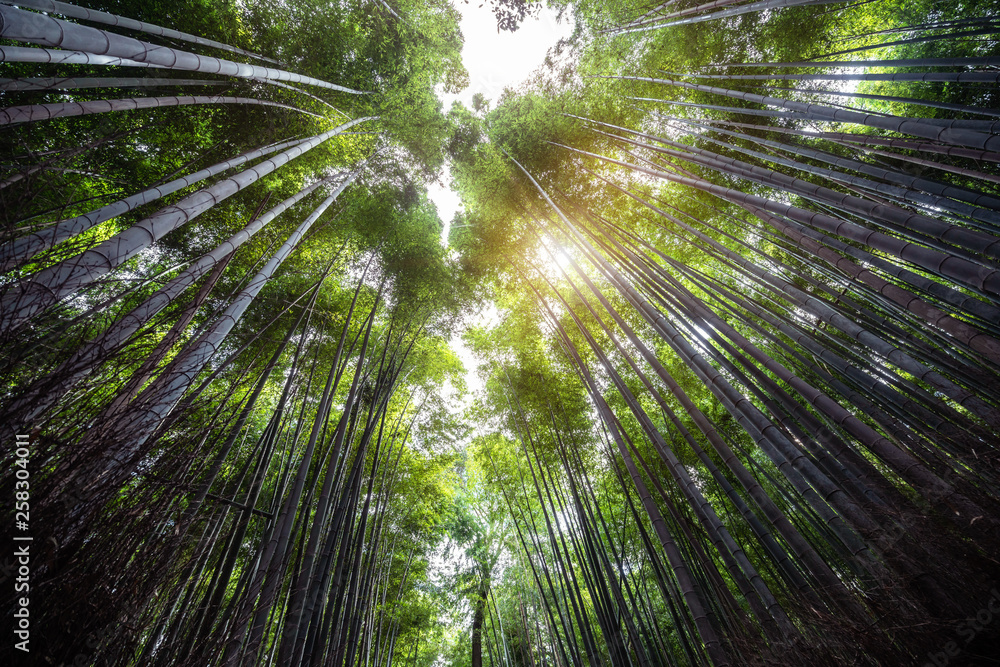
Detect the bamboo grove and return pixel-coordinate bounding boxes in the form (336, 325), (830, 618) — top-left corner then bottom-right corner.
(2, 0), (1000, 666)
(0, 0), (471, 664)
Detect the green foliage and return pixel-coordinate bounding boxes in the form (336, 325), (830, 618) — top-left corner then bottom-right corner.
(6, 0), (1000, 665)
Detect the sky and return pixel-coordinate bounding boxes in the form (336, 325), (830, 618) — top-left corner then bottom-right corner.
(423, 3), (575, 597)
(427, 2), (574, 245)
(426, 2), (574, 405)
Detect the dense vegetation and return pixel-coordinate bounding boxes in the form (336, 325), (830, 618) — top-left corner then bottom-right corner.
(1, 0), (999, 665)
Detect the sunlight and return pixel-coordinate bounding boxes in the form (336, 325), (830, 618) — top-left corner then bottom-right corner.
(532, 232), (578, 284)
(545, 246), (573, 273)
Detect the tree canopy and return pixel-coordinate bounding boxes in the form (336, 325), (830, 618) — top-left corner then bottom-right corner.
(2, 0), (999, 666)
